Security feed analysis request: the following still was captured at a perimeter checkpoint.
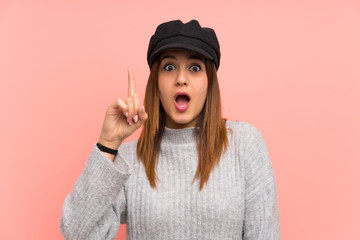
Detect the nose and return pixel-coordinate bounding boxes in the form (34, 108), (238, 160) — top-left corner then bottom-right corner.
(175, 68), (188, 86)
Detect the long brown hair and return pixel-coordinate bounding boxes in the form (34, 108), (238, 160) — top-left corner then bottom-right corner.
(137, 58), (229, 192)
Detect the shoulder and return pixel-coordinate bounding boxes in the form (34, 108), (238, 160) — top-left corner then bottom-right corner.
(224, 120), (269, 159)
(225, 120), (264, 143)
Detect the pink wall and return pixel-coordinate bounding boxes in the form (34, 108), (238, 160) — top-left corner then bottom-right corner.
(1, 0), (359, 239)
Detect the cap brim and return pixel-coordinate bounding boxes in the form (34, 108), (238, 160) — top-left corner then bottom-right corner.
(150, 42), (214, 63)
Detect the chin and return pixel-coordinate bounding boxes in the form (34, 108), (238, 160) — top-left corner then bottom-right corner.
(167, 112), (197, 128)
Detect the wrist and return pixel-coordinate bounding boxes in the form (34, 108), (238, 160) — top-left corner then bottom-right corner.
(98, 137), (122, 150)
(96, 142), (117, 154)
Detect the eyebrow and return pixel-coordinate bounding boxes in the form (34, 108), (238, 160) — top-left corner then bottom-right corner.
(160, 54), (205, 62)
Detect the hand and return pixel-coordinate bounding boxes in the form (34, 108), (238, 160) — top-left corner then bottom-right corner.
(98, 68), (148, 149)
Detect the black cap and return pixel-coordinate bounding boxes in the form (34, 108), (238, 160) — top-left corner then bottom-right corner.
(147, 20), (221, 70)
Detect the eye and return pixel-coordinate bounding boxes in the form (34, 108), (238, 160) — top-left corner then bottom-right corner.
(189, 65), (201, 72)
(164, 64), (176, 71)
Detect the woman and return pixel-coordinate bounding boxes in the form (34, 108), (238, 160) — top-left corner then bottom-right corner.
(60, 20), (281, 239)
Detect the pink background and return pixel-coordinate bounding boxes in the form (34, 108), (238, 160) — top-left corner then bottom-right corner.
(1, 0), (359, 239)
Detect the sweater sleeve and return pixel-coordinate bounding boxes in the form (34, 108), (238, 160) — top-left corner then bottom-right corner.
(59, 143), (131, 240)
(241, 124), (281, 240)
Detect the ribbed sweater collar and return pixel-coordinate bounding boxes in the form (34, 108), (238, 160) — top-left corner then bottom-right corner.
(162, 126), (197, 145)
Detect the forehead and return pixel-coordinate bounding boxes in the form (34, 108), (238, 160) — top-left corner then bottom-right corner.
(159, 49), (204, 60)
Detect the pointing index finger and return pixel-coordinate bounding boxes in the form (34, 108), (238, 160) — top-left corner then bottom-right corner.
(128, 68), (136, 97)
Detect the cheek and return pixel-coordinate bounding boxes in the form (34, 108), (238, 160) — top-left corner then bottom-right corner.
(158, 77), (172, 105)
(194, 77), (208, 104)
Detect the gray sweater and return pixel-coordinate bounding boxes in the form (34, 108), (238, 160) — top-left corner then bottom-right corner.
(60, 120), (280, 239)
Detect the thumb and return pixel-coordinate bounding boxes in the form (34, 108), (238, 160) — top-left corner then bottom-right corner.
(135, 106), (148, 126)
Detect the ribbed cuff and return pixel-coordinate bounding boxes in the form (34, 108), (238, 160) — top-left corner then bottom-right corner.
(89, 143), (132, 186)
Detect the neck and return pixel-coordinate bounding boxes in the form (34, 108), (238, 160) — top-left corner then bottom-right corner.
(161, 126), (197, 145)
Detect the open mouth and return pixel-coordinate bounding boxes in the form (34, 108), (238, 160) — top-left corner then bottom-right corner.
(174, 92), (191, 112)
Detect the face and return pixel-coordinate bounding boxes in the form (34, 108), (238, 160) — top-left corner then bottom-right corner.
(158, 49), (208, 129)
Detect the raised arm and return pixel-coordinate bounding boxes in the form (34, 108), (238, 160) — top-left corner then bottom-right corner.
(59, 144), (131, 239)
(60, 69), (147, 239)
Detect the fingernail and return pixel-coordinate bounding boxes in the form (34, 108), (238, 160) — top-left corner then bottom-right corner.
(125, 112), (128, 117)
(128, 118), (133, 125)
(133, 115), (138, 123)
(140, 106), (145, 114)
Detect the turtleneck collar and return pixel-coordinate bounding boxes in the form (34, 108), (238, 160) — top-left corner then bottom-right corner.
(162, 126), (197, 145)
